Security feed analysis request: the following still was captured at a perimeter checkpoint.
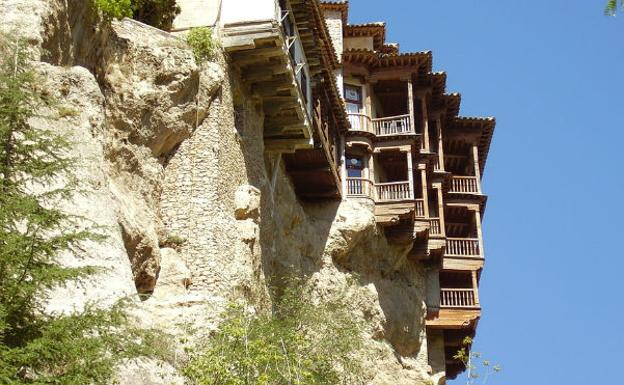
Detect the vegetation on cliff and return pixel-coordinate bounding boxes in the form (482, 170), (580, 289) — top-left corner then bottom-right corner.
(0, 36), (158, 384)
(453, 337), (501, 385)
(94, 0), (180, 30)
(187, 27), (218, 64)
(184, 281), (370, 385)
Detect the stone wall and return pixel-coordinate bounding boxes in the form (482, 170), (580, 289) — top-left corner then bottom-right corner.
(323, 9), (344, 62)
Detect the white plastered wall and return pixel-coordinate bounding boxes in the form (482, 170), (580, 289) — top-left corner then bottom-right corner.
(173, 0), (221, 30)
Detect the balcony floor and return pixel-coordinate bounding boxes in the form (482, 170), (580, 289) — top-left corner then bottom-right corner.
(426, 308), (481, 330)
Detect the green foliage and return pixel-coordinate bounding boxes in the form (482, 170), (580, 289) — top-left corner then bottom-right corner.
(94, 0), (181, 30)
(184, 280), (369, 385)
(453, 337), (501, 385)
(162, 234), (187, 248)
(605, 0), (623, 15)
(186, 27), (217, 64)
(0, 35), (159, 384)
(94, 0), (134, 20)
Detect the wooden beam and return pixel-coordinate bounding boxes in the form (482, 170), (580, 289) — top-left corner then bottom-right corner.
(264, 138), (313, 153)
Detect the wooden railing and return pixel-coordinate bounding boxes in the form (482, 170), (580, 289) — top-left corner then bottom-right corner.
(429, 218), (442, 235)
(433, 157), (443, 171)
(415, 199), (425, 217)
(445, 238), (481, 257)
(347, 113), (373, 134)
(347, 113), (415, 136)
(376, 181), (412, 201)
(373, 114), (412, 136)
(440, 288), (478, 308)
(450, 176), (479, 194)
(346, 177), (374, 198)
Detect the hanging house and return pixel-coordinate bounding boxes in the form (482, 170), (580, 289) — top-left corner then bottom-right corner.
(220, 0), (348, 198)
(320, 1), (495, 380)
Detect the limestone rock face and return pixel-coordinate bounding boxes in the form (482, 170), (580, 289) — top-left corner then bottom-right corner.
(101, 20), (201, 157)
(1, 2), (441, 384)
(114, 358), (185, 385)
(151, 248), (192, 299)
(234, 184), (261, 220)
(30, 63), (137, 314)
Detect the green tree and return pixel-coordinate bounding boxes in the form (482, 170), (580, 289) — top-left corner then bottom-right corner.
(605, 0), (622, 15)
(184, 280), (369, 385)
(0, 36), (157, 384)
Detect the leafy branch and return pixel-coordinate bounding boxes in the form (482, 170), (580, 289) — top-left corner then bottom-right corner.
(453, 337), (501, 385)
(605, 0), (623, 16)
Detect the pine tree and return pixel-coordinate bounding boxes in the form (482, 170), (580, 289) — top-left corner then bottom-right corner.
(0, 35), (157, 385)
(605, 0), (623, 15)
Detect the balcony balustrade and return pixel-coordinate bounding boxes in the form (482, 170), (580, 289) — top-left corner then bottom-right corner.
(433, 157), (441, 171)
(376, 181), (412, 201)
(415, 199), (425, 217)
(347, 179), (429, 213)
(440, 288), (478, 308)
(347, 113), (414, 136)
(445, 238), (481, 257)
(450, 176), (479, 194)
(428, 218), (442, 235)
(346, 177), (375, 198)
(373, 114), (412, 136)
(347, 113), (374, 134)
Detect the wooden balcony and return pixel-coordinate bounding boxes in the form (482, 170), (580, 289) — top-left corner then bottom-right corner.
(222, 1), (313, 151)
(373, 114), (412, 136)
(376, 181), (412, 201)
(428, 218), (443, 236)
(449, 176), (480, 194)
(347, 113), (416, 137)
(346, 177), (374, 198)
(445, 238), (481, 258)
(440, 289), (479, 309)
(347, 113), (374, 134)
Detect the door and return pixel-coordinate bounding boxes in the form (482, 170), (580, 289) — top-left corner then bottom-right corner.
(345, 84), (363, 130)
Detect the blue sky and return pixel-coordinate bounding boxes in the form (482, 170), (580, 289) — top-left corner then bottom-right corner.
(348, 1), (624, 384)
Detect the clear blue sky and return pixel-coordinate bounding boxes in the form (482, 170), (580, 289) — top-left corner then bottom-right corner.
(348, 1), (624, 384)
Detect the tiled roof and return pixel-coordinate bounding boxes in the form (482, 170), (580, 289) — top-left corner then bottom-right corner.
(319, 1), (349, 24)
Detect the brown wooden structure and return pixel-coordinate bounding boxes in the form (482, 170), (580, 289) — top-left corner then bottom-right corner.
(321, 1), (496, 380)
(222, 0), (348, 199)
(220, 0), (495, 380)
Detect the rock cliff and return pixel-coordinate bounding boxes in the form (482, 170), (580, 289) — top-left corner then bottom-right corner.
(0, 2), (441, 384)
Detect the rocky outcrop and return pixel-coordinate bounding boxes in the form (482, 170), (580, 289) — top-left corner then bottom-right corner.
(1, 2), (440, 384)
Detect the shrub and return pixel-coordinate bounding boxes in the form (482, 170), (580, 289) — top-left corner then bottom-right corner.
(94, 0), (134, 20)
(184, 280), (369, 385)
(94, 0), (181, 30)
(186, 27), (217, 64)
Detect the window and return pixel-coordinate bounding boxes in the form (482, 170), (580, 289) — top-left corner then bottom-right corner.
(344, 85), (362, 104)
(345, 84), (364, 129)
(347, 156), (364, 178)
